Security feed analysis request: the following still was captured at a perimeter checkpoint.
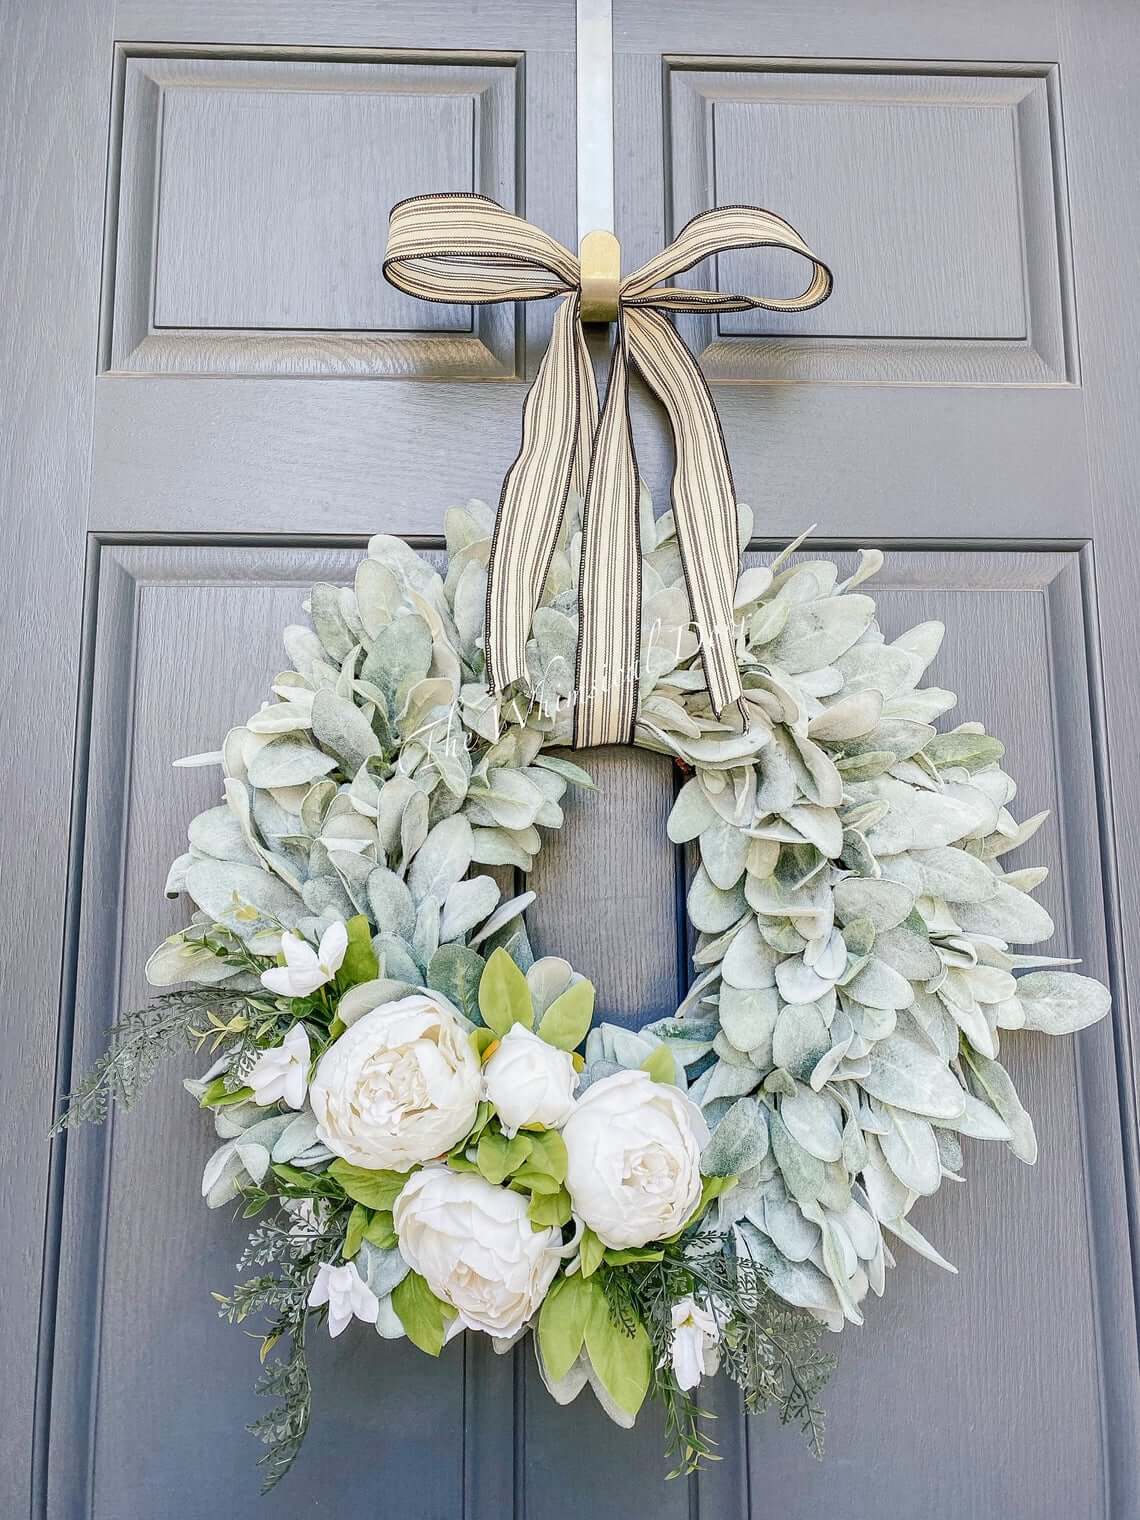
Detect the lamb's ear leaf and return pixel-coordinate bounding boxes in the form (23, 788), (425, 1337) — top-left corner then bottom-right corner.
(340, 914), (380, 986)
(478, 947), (534, 1035)
(537, 979), (595, 1051)
(391, 1271), (456, 1357)
(584, 1292), (652, 1418)
(537, 1272), (597, 1381)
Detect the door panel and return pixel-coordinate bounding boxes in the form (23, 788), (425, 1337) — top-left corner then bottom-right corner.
(6, 1), (1138, 1518)
(109, 55), (521, 376)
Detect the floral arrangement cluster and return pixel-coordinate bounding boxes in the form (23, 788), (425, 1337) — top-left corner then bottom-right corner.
(56, 494), (1109, 1488)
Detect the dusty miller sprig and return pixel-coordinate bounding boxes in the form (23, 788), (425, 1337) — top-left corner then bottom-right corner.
(215, 1203), (344, 1491)
(50, 988), (258, 1133)
(622, 1232), (836, 1474)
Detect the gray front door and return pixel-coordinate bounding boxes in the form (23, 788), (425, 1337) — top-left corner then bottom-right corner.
(5, 2), (1138, 1517)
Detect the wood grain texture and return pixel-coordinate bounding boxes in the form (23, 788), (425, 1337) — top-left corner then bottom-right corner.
(91, 376), (1093, 539)
(614, 0), (1058, 59)
(108, 55), (521, 376)
(115, 0), (576, 48)
(664, 66), (1072, 384)
(523, 749), (693, 1519)
(1055, 2), (1140, 1506)
(0, 1), (115, 1515)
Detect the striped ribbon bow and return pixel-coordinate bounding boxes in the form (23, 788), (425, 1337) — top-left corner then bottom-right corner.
(384, 194), (832, 748)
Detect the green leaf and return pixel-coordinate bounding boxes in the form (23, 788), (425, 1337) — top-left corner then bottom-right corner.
(584, 1292), (652, 1418)
(363, 1211), (398, 1250)
(696, 1173), (737, 1213)
(639, 1044), (677, 1085)
(391, 1271), (456, 1357)
(477, 1128), (533, 1185)
(536, 979), (595, 1051)
(510, 1168), (562, 1195)
(528, 1187), (573, 1229)
(602, 1246), (665, 1265)
(537, 1271), (598, 1381)
(469, 1027), (498, 1062)
(327, 1015), (347, 1041)
(522, 1128), (567, 1185)
(450, 1099), (493, 1154)
(478, 947), (534, 1036)
(199, 1075), (254, 1109)
(270, 1162), (342, 1196)
(342, 1203), (370, 1260)
(328, 1158), (412, 1212)
(340, 914), (380, 986)
(671, 1173), (738, 1236)
(579, 1228), (606, 1279)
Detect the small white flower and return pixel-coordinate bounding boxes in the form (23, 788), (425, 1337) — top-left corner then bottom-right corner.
(260, 921), (348, 999)
(307, 1261), (380, 1338)
(668, 1295), (721, 1392)
(482, 1024), (578, 1136)
(246, 1024), (311, 1110)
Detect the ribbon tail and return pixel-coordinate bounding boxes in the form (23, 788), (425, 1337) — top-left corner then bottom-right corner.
(624, 307), (744, 722)
(574, 319), (641, 748)
(484, 294), (584, 698)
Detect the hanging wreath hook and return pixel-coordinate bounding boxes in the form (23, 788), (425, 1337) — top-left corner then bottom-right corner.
(578, 229), (621, 323)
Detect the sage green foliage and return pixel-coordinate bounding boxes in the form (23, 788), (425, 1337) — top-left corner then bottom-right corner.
(538, 1270), (653, 1418)
(478, 947), (534, 1034)
(340, 914), (379, 985)
(327, 1160), (410, 1213)
(537, 979), (595, 1050)
(392, 1271), (456, 1357)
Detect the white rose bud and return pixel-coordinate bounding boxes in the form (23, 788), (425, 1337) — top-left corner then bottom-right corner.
(393, 1167), (561, 1339)
(562, 1070), (710, 1248)
(310, 993), (481, 1170)
(482, 1024), (578, 1136)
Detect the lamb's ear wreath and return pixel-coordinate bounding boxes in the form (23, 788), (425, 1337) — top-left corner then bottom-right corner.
(53, 198), (1109, 1491)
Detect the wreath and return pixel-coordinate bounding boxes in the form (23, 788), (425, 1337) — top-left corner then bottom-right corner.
(56, 495), (1110, 1489)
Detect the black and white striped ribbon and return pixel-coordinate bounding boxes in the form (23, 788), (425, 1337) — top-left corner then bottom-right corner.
(384, 194), (831, 748)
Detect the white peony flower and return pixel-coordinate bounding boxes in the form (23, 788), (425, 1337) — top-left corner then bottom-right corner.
(562, 1070), (710, 1248)
(246, 1023), (311, 1109)
(310, 993), (482, 1169)
(307, 1260), (380, 1337)
(667, 1295), (721, 1391)
(482, 1024), (578, 1136)
(260, 921), (348, 999)
(393, 1166), (561, 1339)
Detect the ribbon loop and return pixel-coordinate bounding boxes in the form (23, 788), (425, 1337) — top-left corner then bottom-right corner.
(384, 194), (832, 748)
